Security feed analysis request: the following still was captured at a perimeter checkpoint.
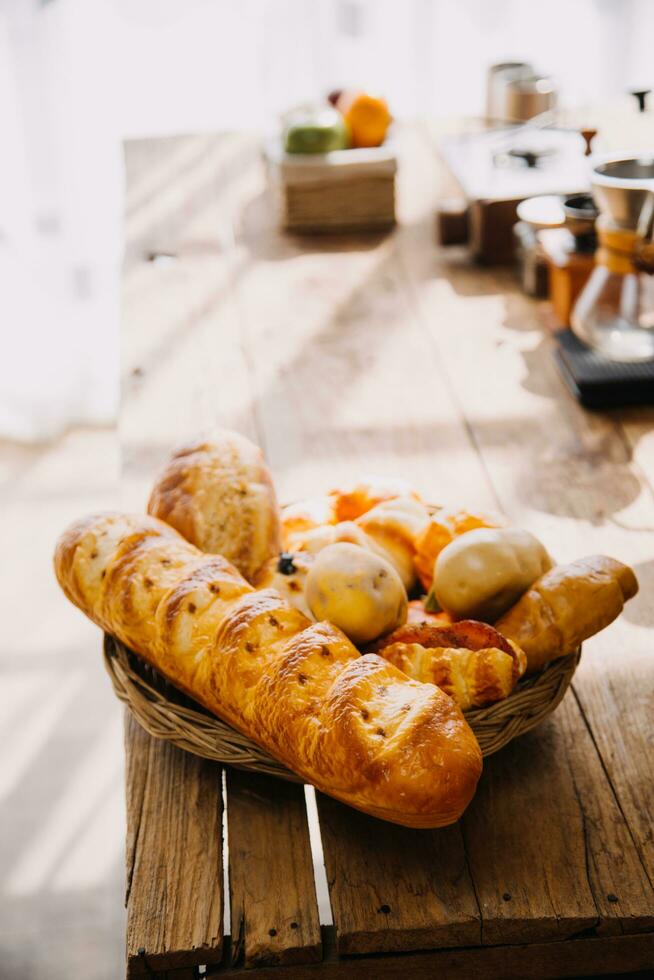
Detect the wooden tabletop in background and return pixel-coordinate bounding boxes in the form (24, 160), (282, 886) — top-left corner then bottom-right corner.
(121, 125), (654, 979)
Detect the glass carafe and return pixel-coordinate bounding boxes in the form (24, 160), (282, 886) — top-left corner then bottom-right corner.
(571, 221), (654, 361)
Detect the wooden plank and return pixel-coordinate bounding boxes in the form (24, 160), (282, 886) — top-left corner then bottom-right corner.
(121, 135), (262, 506)
(124, 132), (260, 267)
(226, 769), (322, 968)
(230, 143), (496, 508)
(461, 695), (654, 946)
(125, 713), (224, 977)
(316, 793), (480, 955)
(208, 927), (654, 979)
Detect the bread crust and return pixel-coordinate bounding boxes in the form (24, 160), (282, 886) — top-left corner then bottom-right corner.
(495, 556), (638, 674)
(54, 512), (482, 828)
(147, 433), (281, 584)
(372, 621), (525, 710)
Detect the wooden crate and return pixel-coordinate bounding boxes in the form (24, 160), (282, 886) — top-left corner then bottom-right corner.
(124, 710), (654, 979)
(265, 143), (396, 233)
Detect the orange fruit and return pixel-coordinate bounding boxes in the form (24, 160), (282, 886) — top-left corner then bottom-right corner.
(337, 91), (391, 148)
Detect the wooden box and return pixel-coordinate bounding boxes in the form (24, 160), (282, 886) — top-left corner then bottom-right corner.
(265, 142), (397, 234)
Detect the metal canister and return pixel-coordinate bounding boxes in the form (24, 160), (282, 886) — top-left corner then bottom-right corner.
(502, 75), (557, 123)
(486, 63), (533, 122)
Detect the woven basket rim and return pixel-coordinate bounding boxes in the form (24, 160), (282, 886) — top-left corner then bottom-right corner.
(104, 634), (580, 780)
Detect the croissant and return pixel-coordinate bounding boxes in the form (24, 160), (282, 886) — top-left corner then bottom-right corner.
(372, 621), (526, 710)
(495, 555), (638, 675)
(147, 432), (281, 584)
(54, 512), (482, 828)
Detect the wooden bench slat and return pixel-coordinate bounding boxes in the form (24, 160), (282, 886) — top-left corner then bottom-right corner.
(208, 927), (654, 979)
(125, 714), (224, 977)
(461, 699), (654, 946)
(226, 769), (322, 968)
(316, 792), (480, 955)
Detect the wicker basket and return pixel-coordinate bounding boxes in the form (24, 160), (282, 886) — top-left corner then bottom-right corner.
(265, 142), (397, 233)
(104, 633), (580, 780)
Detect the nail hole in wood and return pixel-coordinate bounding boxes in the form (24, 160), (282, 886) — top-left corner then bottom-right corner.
(146, 251), (178, 265)
(378, 904), (391, 915)
(268, 928), (277, 936)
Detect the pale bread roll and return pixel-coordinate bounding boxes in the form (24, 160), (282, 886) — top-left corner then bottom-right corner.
(147, 431), (281, 584)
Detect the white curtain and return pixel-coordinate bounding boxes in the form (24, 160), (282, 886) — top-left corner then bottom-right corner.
(1, 0), (652, 442)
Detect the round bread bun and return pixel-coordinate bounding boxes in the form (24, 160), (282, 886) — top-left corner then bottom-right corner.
(147, 431), (281, 584)
(305, 541), (407, 645)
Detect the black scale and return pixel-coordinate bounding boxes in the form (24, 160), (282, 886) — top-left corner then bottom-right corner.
(554, 329), (654, 409)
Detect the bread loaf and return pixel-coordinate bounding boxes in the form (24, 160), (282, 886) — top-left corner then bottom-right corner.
(147, 432), (281, 584)
(495, 556), (638, 674)
(54, 512), (482, 828)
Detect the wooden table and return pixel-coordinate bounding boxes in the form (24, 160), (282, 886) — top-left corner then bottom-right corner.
(120, 126), (654, 979)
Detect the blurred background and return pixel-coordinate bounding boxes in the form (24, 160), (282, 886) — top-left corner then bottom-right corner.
(1, 1), (652, 978)
(3, 0), (654, 442)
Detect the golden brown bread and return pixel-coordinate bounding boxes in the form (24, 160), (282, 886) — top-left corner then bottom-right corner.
(147, 432), (281, 584)
(281, 497), (336, 547)
(54, 512), (482, 828)
(329, 476), (421, 523)
(372, 621), (526, 710)
(287, 498), (429, 593)
(255, 551), (315, 620)
(495, 556), (638, 675)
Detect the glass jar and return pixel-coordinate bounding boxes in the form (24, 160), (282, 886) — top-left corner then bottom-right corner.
(571, 221), (654, 361)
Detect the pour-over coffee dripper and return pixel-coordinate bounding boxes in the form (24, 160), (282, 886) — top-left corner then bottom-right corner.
(571, 157), (654, 361)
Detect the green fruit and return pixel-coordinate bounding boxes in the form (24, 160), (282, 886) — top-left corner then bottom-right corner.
(284, 106), (349, 154)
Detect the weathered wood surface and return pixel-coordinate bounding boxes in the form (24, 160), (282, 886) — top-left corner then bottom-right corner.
(207, 928), (654, 979)
(316, 792), (480, 954)
(226, 770), (322, 968)
(122, 123), (654, 975)
(124, 714), (224, 977)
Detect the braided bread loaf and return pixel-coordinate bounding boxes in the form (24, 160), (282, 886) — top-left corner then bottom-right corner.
(54, 512), (482, 828)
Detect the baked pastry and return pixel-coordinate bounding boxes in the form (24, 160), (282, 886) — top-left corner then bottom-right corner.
(254, 551), (315, 620)
(147, 432), (281, 584)
(287, 498), (429, 593)
(432, 527), (552, 621)
(407, 599), (453, 627)
(54, 512), (482, 828)
(372, 621), (526, 710)
(305, 542), (407, 645)
(281, 497), (336, 548)
(355, 497), (430, 592)
(415, 508), (505, 591)
(329, 475), (420, 523)
(495, 555), (638, 675)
